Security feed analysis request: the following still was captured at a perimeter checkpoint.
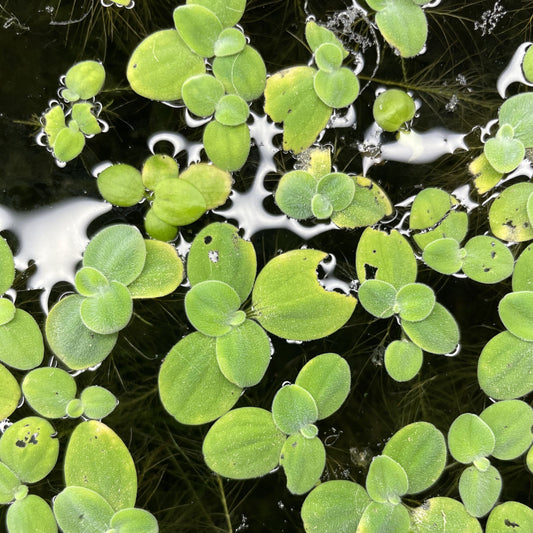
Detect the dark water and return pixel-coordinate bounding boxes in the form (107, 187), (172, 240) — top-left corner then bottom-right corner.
(1, 0), (532, 531)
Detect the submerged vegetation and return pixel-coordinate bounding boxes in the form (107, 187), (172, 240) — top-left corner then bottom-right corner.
(1, 0), (533, 531)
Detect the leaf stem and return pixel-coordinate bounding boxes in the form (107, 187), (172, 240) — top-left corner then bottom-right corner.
(217, 474), (233, 533)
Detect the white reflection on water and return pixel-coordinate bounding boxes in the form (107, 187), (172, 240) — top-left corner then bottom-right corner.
(0, 198), (110, 312)
(497, 42), (533, 98)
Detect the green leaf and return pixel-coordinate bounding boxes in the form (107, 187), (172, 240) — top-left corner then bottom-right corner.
(127, 29), (205, 101)
(478, 330), (533, 399)
(45, 294), (117, 370)
(53, 486), (114, 533)
(513, 242), (533, 291)
(0, 417), (59, 483)
(448, 413), (495, 464)
(413, 211), (469, 251)
(6, 494), (58, 533)
(469, 153), (504, 195)
(66, 399), (84, 419)
(181, 74), (225, 117)
(422, 238), (463, 275)
(401, 303), (459, 355)
(366, 455), (408, 505)
(0, 236), (14, 295)
(275, 170), (317, 220)
(384, 340), (423, 382)
(22, 367), (76, 419)
(185, 279), (242, 336)
(383, 421), (446, 494)
(63, 60), (105, 101)
(486, 501), (533, 533)
(159, 332), (241, 424)
(144, 208), (178, 242)
(305, 21), (348, 56)
(127, 239), (184, 298)
(311, 193), (333, 219)
(153, 178), (207, 226)
(479, 400), (533, 460)
(202, 407), (286, 478)
(214, 27), (246, 57)
(272, 384), (318, 435)
(356, 501), (411, 532)
(330, 175), (393, 229)
(373, 89), (416, 132)
(409, 497), (482, 533)
(358, 279), (397, 318)
(252, 249), (357, 341)
(0, 298), (15, 325)
(280, 433), (325, 495)
(53, 126), (85, 162)
(0, 309), (44, 370)
(484, 127), (525, 173)
(80, 386), (118, 420)
(173, 4), (222, 58)
(187, 0), (246, 28)
(374, 0), (428, 58)
(356, 228), (417, 289)
(75, 266), (109, 297)
(0, 462), (22, 504)
(523, 45), (533, 82)
(489, 181), (533, 242)
(64, 420), (137, 511)
(295, 352), (351, 419)
(317, 173), (356, 212)
(179, 163), (232, 210)
(109, 508), (159, 533)
(216, 319), (271, 387)
(264, 66), (331, 153)
(0, 362), (20, 419)
(459, 464), (501, 518)
(43, 105), (66, 147)
(212, 45), (266, 101)
(141, 154), (179, 191)
(83, 225), (146, 286)
(314, 43), (344, 72)
(97, 164), (145, 207)
(301, 481), (370, 533)
(499, 291), (533, 340)
(498, 92), (533, 147)
(409, 187), (458, 230)
(203, 121), (251, 171)
(80, 280), (133, 334)
(71, 102), (101, 135)
(215, 94), (249, 126)
(313, 68), (359, 108)
(395, 283), (435, 322)
(187, 222), (256, 302)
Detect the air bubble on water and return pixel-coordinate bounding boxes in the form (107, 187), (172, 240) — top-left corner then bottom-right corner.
(0, 198), (111, 312)
(0, 419), (12, 433)
(318, 254), (352, 294)
(98, 119), (110, 133)
(497, 42), (533, 98)
(17, 396), (25, 409)
(277, 501), (285, 510)
(423, 0), (442, 7)
(445, 94), (458, 112)
(235, 515), (249, 532)
(285, 339), (303, 345)
(35, 131), (48, 147)
(479, 118), (499, 142)
(91, 160), (113, 177)
(147, 131), (203, 165)
(281, 381), (292, 387)
(371, 346), (384, 366)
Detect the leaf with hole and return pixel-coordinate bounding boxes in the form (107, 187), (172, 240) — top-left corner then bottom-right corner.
(252, 249), (356, 341)
(486, 501), (533, 533)
(462, 235), (514, 284)
(0, 417), (59, 483)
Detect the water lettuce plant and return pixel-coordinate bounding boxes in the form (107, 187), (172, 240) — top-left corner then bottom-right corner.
(41, 60), (106, 163)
